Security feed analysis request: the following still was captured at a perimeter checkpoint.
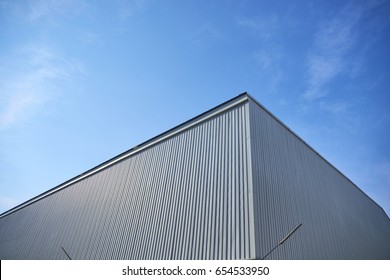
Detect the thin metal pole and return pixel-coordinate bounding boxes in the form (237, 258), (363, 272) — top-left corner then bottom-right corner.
(61, 247), (72, 260)
(261, 223), (302, 260)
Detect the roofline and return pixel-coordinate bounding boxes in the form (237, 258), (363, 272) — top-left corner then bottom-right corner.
(0, 93), (250, 219)
(246, 93), (389, 220)
(1, 92), (388, 220)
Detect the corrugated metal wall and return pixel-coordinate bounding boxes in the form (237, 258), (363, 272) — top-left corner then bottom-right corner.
(1, 93), (389, 260)
(0, 98), (256, 259)
(248, 98), (390, 259)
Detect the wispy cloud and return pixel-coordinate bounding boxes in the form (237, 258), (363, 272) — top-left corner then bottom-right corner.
(304, 3), (365, 101)
(29, 0), (66, 20)
(0, 196), (21, 212)
(237, 14), (286, 94)
(27, 0), (84, 21)
(319, 101), (348, 114)
(236, 14), (283, 45)
(0, 92), (45, 129)
(1, 0), (86, 23)
(116, 0), (150, 21)
(0, 45), (85, 129)
(253, 47), (284, 93)
(78, 30), (104, 47)
(186, 23), (223, 49)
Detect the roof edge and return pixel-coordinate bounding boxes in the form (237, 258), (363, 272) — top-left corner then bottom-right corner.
(246, 94), (389, 220)
(0, 92), (250, 218)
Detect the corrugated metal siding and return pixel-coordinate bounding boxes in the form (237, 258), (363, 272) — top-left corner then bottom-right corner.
(248, 98), (390, 259)
(0, 100), (256, 260)
(1, 93), (389, 260)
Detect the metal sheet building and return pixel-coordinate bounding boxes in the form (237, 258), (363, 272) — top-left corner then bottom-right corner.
(0, 93), (389, 260)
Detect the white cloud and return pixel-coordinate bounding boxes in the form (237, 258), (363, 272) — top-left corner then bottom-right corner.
(116, 0), (150, 21)
(0, 196), (21, 213)
(320, 101), (348, 114)
(29, 0), (63, 20)
(254, 47), (284, 94)
(186, 23), (223, 49)
(27, 0), (84, 21)
(0, 45), (85, 129)
(0, 92), (45, 129)
(0, 0), (85, 22)
(78, 30), (104, 47)
(304, 55), (341, 100)
(254, 50), (274, 70)
(237, 14), (280, 42)
(237, 15), (286, 94)
(303, 3), (365, 101)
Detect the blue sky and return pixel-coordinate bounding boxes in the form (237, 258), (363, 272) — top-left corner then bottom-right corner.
(0, 0), (389, 216)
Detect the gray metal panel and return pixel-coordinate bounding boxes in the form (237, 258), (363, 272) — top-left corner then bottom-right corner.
(0, 99), (255, 259)
(248, 98), (390, 259)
